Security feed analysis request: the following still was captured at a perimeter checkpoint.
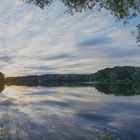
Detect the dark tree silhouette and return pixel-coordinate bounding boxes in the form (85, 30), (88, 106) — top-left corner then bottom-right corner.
(136, 24), (140, 45)
(0, 72), (4, 82)
(23, 0), (140, 21)
(23, 0), (140, 43)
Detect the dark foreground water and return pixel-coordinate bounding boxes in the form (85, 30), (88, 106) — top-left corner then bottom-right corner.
(0, 84), (140, 140)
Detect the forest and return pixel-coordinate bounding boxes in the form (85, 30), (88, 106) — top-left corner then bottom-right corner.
(3, 66), (140, 86)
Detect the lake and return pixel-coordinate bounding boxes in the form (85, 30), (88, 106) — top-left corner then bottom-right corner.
(0, 0), (140, 139)
(0, 84), (140, 140)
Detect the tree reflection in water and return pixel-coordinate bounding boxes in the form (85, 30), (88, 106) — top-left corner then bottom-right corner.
(0, 83), (4, 95)
(94, 82), (140, 96)
(4, 81), (140, 96)
(0, 82), (140, 139)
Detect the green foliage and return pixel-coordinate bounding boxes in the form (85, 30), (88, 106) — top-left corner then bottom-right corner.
(0, 73), (4, 84)
(109, 71), (118, 82)
(4, 66), (140, 87)
(23, 0), (140, 44)
(5, 74), (93, 86)
(23, 0), (140, 21)
(94, 68), (111, 81)
(94, 82), (140, 96)
(96, 128), (114, 140)
(94, 66), (140, 82)
(132, 69), (140, 82)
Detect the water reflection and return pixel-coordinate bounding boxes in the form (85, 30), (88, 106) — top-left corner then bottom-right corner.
(5, 82), (140, 96)
(0, 85), (140, 139)
(0, 83), (4, 94)
(94, 82), (140, 96)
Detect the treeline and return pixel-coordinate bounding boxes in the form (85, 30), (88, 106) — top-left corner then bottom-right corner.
(94, 66), (140, 83)
(5, 74), (93, 86)
(3, 66), (140, 85)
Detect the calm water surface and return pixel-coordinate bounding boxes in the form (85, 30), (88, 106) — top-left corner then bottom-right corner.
(0, 85), (140, 139)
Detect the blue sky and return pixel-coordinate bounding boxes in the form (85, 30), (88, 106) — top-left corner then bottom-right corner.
(0, 0), (140, 76)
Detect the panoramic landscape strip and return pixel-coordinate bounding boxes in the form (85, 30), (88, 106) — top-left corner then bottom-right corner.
(1, 66), (140, 85)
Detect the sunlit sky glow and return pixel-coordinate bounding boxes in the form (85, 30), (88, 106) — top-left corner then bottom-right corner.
(0, 0), (140, 77)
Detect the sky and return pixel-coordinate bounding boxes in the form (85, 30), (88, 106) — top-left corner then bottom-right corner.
(0, 0), (140, 77)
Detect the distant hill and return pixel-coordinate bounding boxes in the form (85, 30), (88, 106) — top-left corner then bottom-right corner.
(4, 66), (140, 85)
(94, 66), (140, 83)
(5, 74), (93, 86)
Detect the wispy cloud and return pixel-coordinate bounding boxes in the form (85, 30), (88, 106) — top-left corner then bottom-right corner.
(0, 0), (139, 76)
(77, 37), (112, 47)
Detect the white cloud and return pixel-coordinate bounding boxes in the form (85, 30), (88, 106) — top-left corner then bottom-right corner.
(0, 0), (139, 76)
